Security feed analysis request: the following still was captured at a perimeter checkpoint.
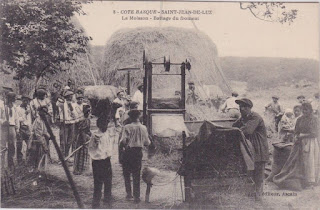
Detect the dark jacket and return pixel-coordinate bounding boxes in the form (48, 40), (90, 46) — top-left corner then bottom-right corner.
(233, 111), (269, 162)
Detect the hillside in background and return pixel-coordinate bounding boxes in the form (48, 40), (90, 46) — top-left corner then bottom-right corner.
(220, 57), (319, 90)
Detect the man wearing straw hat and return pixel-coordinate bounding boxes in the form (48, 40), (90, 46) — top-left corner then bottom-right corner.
(119, 110), (151, 203)
(16, 94), (32, 164)
(57, 90), (77, 157)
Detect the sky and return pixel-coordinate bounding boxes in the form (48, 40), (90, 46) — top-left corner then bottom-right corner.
(76, 1), (319, 60)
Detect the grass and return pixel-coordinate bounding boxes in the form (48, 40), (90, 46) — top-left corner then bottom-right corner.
(1, 165), (76, 209)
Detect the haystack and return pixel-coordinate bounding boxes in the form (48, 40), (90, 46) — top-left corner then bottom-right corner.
(103, 27), (230, 96)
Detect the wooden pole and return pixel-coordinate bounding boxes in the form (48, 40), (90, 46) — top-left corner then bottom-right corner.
(145, 184), (152, 203)
(127, 71), (131, 95)
(143, 75), (147, 126)
(147, 62), (153, 134)
(182, 131), (191, 202)
(40, 114), (84, 208)
(181, 63), (186, 114)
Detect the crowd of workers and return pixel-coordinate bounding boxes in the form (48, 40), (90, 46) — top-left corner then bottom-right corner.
(1, 79), (319, 206)
(0, 81), (147, 208)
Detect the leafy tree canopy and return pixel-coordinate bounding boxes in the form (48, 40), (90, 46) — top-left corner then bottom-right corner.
(0, 0), (91, 81)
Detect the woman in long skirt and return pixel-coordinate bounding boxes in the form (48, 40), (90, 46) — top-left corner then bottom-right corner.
(73, 105), (91, 175)
(28, 107), (50, 172)
(273, 102), (319, 190)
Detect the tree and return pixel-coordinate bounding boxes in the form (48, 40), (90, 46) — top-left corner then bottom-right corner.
(0, 0), (91, 85)
(240, 2), (298, 24)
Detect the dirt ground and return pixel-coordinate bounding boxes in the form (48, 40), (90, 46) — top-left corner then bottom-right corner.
(1, 83), (320, 209)
(2, 124), (320, 209)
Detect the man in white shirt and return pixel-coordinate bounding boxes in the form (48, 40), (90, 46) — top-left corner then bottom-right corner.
(220, 92), (240, 118)
(0, 86), (14, 168)
(16, 95), (32, 164)
(119, 110), (151, 203)
(113, 90), (128, 126)
(132, 84), (144, 111)
(1, 92), (19, 169)
(57, 90), (77, 157)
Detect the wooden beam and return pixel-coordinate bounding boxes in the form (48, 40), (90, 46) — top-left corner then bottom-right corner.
(40, 114), (84, 208)
(181, 63), (186, 111)
(117, 67), (140, 71)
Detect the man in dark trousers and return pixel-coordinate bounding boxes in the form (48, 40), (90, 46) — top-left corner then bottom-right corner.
(119, 110), (150, 203)
(16, 95), (32, 164)
(232, 98), (269, 201)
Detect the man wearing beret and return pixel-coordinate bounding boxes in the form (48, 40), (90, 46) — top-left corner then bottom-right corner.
(30, 86), (52, 123)
(297, 95), (306, 105)
(232, 98), (269, 201)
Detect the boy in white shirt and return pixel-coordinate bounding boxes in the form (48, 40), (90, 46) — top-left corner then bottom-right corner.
(88, 116), (113, 208)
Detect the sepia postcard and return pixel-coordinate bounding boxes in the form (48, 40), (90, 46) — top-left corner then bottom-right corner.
(0, 0), (319, 209)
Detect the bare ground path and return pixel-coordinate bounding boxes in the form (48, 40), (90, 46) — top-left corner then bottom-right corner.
(2, 126), (320, 209)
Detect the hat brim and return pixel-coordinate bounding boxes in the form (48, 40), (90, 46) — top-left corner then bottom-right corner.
(235, 99), (252, 108)
(21, 96), (32, 100)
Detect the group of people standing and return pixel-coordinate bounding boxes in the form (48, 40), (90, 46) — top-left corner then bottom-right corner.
(225, 92), (319, 200)
(264, 93), (320, 191)
(0, 83), (91, 174)
(87, 84), (149, 208)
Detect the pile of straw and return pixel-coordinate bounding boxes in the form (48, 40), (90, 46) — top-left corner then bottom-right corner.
(103, 27), (230, 94)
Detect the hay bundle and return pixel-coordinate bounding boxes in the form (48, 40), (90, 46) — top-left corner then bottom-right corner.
(83, 85), (118, 100)
(83, 85), (118, 117)
(103, 27), (230, 94)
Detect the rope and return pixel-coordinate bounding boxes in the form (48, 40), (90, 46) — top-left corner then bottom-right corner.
(180, 175), (184, 202)
(64, 140), (90, 161)
(1, 147), (8, 153)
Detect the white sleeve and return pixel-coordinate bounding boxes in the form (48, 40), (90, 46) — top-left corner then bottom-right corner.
(132, 91), (138, 102)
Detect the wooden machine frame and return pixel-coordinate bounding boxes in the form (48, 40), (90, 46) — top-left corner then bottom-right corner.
(142, 51), (191, 134)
